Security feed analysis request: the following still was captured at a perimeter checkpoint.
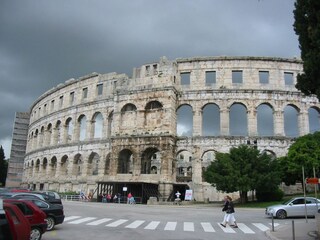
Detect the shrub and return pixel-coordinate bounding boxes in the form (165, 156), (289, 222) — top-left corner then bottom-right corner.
(256, 188), (284, 202)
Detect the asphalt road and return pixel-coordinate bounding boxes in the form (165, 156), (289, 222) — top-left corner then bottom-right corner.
(41, 200), (284, 240)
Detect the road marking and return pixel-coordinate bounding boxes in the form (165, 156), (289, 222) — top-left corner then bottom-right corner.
(64, 216), (82, 222)
(269, 223), (280, 227)
(68, 217), (96, 224)
(237, 223), (255, 234)
(184, 222), (194, 231)
(86, 218), (113, 225)
(164, 222), (177, 231)
(144, 221), (160, 230)
(106, 219), (128, 227)
(252, 223), (269, 231)
(201, 222), (215, 232)
(217, 223), (236, 233)
(125, 220), (145, 228)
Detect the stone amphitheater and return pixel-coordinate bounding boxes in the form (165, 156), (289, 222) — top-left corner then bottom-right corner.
(21, 56), (320, 203)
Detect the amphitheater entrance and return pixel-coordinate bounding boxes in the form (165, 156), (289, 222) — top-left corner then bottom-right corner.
(97, 182), (160, 204)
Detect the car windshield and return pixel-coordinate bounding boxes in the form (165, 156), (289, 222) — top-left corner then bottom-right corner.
(282, 197), (320, 205)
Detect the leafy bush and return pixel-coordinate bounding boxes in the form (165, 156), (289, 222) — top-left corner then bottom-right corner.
(256, 188), (284, 202)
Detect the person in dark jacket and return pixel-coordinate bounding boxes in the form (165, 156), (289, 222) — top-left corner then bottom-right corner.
(220, 195), (238, 228)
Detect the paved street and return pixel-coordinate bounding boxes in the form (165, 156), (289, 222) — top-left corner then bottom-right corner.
(42, 200), (286, 240)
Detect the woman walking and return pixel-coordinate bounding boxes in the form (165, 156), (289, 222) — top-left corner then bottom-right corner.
(220, 195), (238, 228)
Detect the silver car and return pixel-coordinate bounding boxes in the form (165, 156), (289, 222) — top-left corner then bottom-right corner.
(265, 197), (320, 219)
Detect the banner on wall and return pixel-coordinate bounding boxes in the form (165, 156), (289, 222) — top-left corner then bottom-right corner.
(184, 189), (193, 201)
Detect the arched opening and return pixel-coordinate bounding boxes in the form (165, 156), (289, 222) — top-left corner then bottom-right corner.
(118, 149), (133, 174)
(284, 105), (299, 137)
(177, 105), (193, 137)
(202, 103), (220, 136)
(229, 103), (248, 136)
(257, 103), (274, 136)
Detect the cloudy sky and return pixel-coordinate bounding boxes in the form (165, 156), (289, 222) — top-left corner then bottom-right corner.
(0, 0), (300, 158)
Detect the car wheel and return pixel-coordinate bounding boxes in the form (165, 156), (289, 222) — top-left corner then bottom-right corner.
(30, 227), (42, 240)
(276, 209), (287, 219)
(46, 216), (55, 231)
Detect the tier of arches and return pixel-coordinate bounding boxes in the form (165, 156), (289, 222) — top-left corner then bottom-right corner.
(27, 100), (320, 153)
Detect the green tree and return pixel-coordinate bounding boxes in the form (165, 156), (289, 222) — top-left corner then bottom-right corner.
(279, 131), (320, 184)
(0, 145), (8, 186)
(203, 145), (281, 203)
(293, 0), (320, 98)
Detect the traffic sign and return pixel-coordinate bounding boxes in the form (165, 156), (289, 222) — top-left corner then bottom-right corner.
(306, 178), (319, 184)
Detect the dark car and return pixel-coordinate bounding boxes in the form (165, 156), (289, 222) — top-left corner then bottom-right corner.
(0, 192), (47, 202)
(24, 199), (64, 231)
(33, 191), (62, 205)
(2, 200), (31, 240)
(4, 199), (47, 240)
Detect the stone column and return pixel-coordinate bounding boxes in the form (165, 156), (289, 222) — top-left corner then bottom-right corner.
(299, 110), (309, 136)
(192, 146), (202, 184)
(220, 107), (229, 136)
(193, 108), (202, 136)
(274, 110), (284, 136)
(248, 108), (257, 136)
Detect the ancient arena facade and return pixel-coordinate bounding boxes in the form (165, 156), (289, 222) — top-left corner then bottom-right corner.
(22, 56), (320, 203)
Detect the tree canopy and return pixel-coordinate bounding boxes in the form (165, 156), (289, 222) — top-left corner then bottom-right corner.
(279, 131), (320, 185)
(203, 144), (281, 203)
(293, 0), (320, 98)
(0, 145), (8, 186)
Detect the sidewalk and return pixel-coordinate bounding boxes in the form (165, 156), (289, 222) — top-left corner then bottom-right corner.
(266, 219), (319, 240)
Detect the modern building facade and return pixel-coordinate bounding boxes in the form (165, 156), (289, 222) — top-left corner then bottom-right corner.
(20, 56), (320, 203)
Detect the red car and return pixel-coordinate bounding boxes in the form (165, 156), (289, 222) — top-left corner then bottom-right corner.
(2, 201), (31, 240)
(4, 199), (47, 240)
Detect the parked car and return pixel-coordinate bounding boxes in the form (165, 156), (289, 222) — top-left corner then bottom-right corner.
(1, 199), (31, 240)
(23, 199), (64, 231)
(265, 196), (320, 219)
(33, 191), (62, 205)
(0, 192), (47, 202)
(4, 199), (47, 240)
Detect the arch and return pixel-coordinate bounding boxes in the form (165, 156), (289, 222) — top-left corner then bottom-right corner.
(177, 104), (193, 137)
(117, 149), (133, 174)
(229, 103), (248, 136)
(42, 158), (48, 170)
(66, 117), (73, 143)
(202, 103), (220, 136)
(88, 152), (100, 175)
(50, 156), (57, 177)
(141, 148), (160, 174)
(61, 155), (69, 175)
(308, 107), (320, 133)
(35, 159), (40, 173)
(176, 150), (192, 182)
(78, 115), (87, 141)
(145, 100), (163, 110)
(55, 120), (62, 144)
(284, 104), (299, 137)
(121, 103), (137, 112)
(93, 112), (103, 138)
(73, 154), (83, 176)
(257, 103), (274, 136)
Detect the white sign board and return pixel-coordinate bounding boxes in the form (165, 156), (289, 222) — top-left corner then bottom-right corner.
(123, 187), (127, 192)
(184, 189), (193, 201)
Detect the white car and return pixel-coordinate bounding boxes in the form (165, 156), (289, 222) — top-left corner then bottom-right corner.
(265, 197), (320, 219)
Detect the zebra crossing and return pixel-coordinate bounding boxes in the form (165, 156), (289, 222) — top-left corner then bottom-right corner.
(64, 216), (279, 234)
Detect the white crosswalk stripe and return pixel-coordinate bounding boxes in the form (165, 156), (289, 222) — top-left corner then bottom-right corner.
(164, 221), (177, 231)
(125, 220), (145, 228)
(201, 222), (215, 232)
(68, 217), (97, 224)
(184, 222), (194, 232)
(144, 221), (160, 230)
(106, 219), (128, 227)
(86, 218), (113, 225)
(65, 216), (277, 234)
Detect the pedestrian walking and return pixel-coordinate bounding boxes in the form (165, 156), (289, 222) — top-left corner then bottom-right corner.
(220, 195), (238, 228)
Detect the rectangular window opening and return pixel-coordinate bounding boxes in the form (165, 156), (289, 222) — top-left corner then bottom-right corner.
(259, 71), (269, 84)
(205, 71), (216, 85)
(97, 83), (103, 95)
(70, 92), (75, 105)
(82, 87), (88, 99)
(284, 72), (294, 85)
(232, 70), (243, 83)
(180, 72), (191, 85)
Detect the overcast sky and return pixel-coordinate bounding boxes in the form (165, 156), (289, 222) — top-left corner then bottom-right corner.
(0, 0), (300, 158)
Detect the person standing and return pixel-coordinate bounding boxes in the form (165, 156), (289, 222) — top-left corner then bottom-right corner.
(220, 195), (238, 228)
